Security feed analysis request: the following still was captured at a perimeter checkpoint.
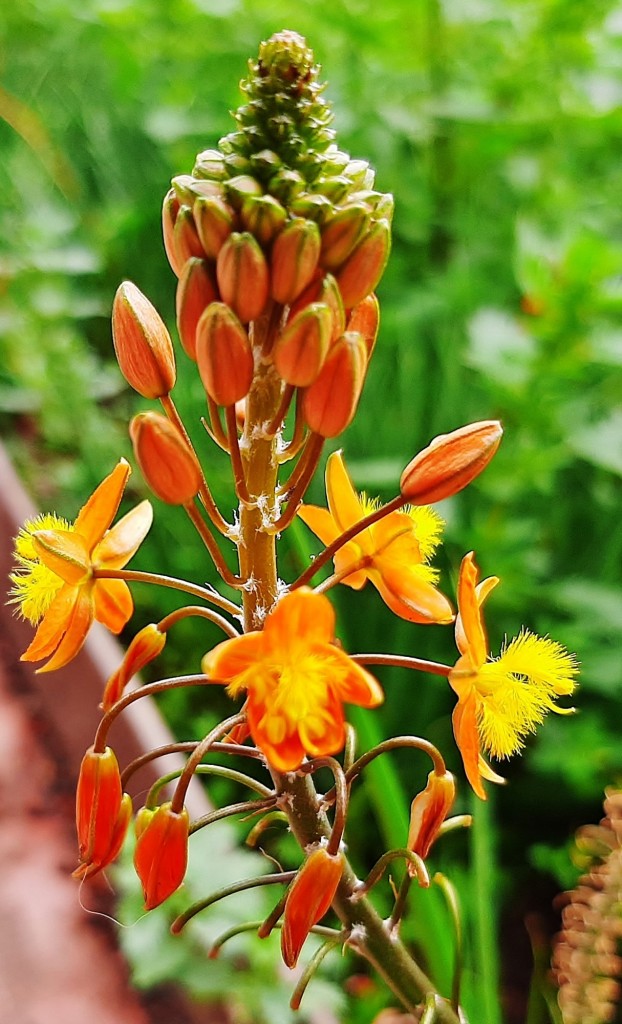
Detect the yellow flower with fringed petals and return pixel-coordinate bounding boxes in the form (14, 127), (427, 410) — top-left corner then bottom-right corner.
(299, 451), (453, 624)
(202, 588), (384, 772)
(11, 459), (152, 673)
(450, 551), (578, 799)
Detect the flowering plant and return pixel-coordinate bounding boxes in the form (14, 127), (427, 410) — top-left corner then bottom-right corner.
(10, 31), (578, 1022)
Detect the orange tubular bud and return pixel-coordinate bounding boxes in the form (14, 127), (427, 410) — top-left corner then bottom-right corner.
(288, 272), (345, 344)
(334, 218), (391, 309)
(193, 195), (234, 259)
(399, 420), (503, 505)
(240, 193), (287, 246)
(162, 188), (181, 276)
(130, 411), (203, 505)
(216, 231), (269, 324)
(320, 203), (371, 271)
(196, 302), (254, 406)
(74, 745), (132, 879)
(273, 302), (332, 386)
(112, 282), (176, 399)
(270, 217), (321, 304)
(407, 770), (456, 872)
(101, 623), (166, 712)
(303, 331), (367, 438)
(176, 258), (219, 360)
(134, 801), (189, 910)
(347, 293), (380, 359)
(173, 205), (205, 268)
(281, 847), (343, 969)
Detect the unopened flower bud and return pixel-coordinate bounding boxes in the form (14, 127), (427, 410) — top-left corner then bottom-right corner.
(162, 188), (181, 276)
(171, 174), (201, 206)
(289, 272), (345, 345)
(407, 770), (456, 868)
(101, 623), (166, 712)
(281, 847), (343, 968)
(193, 149), (228, 181)
(314, 175), (351, 202)
(130, 411), (202, 505)
(320, 203), (371, 271)
(268, 167), (305, 204)
(335, 218), (391, 309)
(196, 302), (254, 406)
(270, 218), (321, 305)
(344, 158), (375, 189)
(216, 231), (269, 324)
(193, 195), (234, 259)
(176, 258), (219, 360)
(240, 194), (287, 246)
(290, 193), (332, 222)
(346, 293), (380, 359)
(399, 420), (503, 505)
(224, 174), (263, 209)
(74, 745), (132, 879)
(273, 302), (332, 387)
(112, 282), (176, 398)
(134, 801), (189, 910)
(303, 331), (367, 438)
(173, 205), (205, 267)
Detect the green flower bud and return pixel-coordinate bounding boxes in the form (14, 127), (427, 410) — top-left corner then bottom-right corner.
(193, 149), (228, 181)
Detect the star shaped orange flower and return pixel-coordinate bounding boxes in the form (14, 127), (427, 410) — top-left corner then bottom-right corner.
(202, 587), (383, 771)
(11, 459), (152, 672)
(298, 451), (453, 624)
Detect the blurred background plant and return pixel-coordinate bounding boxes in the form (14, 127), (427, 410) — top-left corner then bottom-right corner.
(2, 1), (622, 1022)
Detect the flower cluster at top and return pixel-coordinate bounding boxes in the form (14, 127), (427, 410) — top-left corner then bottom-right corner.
(9, 30), (578, 1016)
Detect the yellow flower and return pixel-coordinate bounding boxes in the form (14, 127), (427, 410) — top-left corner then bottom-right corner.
(11, 459), (152, 673)
(298, 451), (453, 624)
(202, 588), (383, 772)
(449, 552), (578, 799)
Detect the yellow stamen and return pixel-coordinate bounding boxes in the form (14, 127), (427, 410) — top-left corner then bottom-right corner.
(9, 513), (73, 624)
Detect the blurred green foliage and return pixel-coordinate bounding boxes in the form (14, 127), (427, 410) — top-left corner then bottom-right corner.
(3, 1), (622, 1022)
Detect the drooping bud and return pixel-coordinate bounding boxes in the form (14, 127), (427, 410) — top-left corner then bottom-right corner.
(173, 206), (205, 268)
(320, 203), (371, 271)
(196, 302), (254, 406)
(281, 847), (343, 968)
(134, 801), (190, 910)
(334, 218), (391, 309)
(162, 188), (181, 276)
(399, 420), (503, 505)
(101, 623), (166, 712)
(74, 745), (132, 879)
(346, 293), (380, 359)
(240, 193), (287, 246)
(216, 231), (269, 324)
(273, 302), (332, 387)
(112, 282), (176, 399)
(176, 258), (219, 360)
(407, 770), (456, 872)
(303, 331), (367, 438)
(270, 218), (321, 305)
(130, 411), (203, 505)
(193, 195), (234, 259)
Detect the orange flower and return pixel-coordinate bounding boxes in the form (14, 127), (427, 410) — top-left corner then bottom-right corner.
(13, 460), (152, 672)
(134, 801), (190, 910)
(202, 588), (383, 772)
(281, 847), (343, 968)
(298, 452), (453, 624)
(449, 552), (578, 799)
(73, 745), (132, 880)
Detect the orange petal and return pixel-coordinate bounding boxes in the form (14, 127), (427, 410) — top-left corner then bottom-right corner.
(93, 500), (153, 568)
(248, 700), (306, 771)
(21, 583), (79, 663)
(264, 589), (335, 651)
(455, 552), (496, 665)
(32, 529), (90, 585)
(372, 566), (454, 625)
(299, 694), (345, 757)
(325, 451), (366, 534)
(93, 578), (133, 634)
(39, 586), (94, 672)
(74, 460), (131, 550)
(325, 648), (384, 708)
(297, 504), (341, 547)
(451, 690), (486, 800)
(202, 632), (263, 682)
(332, 543), (369, 589)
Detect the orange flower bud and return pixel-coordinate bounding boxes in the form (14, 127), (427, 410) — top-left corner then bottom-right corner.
(240, 193), (287, 246)
(216, 231), (269, 324)
(196, 302), (254, 406)
(134, 801), (189, 910)
(193, 195), (234, 259)
(173, 205), (205, 268)
(162, 188), (181, 276)
(130, 411), (203, 505)
(74, 745), (132, 879)
(346, 293), (380, 359)
(335, 218), (391, 309)
(101, 623), (166, 712)
(407, 770), (456, 871)
(399, 420), (503, 505)
(273, 302), (332, 387)
(303, 331), (367, 438)
(281, 847), (343, 968)
(320, 203), (371, 271)
(270, 217), (321, 305)
(112, 282), (176, 399)
(288, 272), (345, 344)
(175, 258), (219, 360)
